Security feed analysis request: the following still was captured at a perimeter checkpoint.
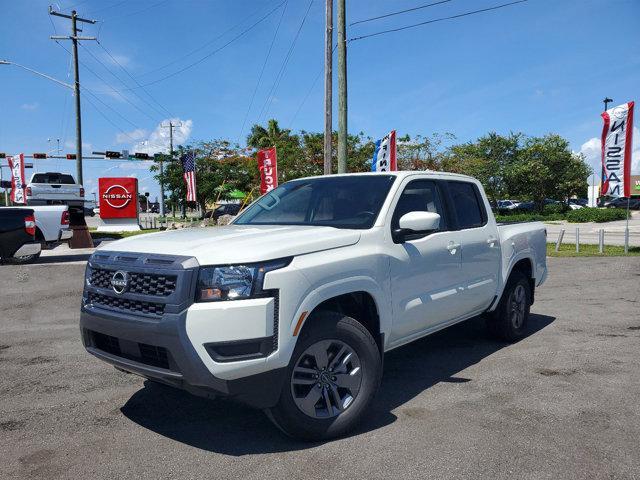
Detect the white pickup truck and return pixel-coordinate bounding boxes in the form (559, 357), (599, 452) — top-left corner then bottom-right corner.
(26, 172), (84, 207)
(8, 205), (72, 262)
(80, 171), (547, 440)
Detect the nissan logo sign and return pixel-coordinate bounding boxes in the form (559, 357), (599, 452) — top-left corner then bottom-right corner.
(102, 184), (133, 209)
(110, 270), (130, 294)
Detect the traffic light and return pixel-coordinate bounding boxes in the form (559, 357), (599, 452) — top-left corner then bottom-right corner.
(134, 152), (150, 159)
(0, 153), (6, 159)
(105, 151), (121, 159)
(66, 153), (76, 160)
(0, 180), (11, 188)
(33, 153), (47, 159)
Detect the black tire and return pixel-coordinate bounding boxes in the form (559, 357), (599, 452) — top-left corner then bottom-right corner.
(487, 271), (531, 342)
(266, 311), (381, 441)
(10, 250), (41, 264)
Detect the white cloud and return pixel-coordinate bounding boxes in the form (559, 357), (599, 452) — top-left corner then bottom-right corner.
(580, 126), (640, 184)
(64, 140), (93, 151)
(21, 102), (39, 110)
(116, 128), (147, 144)
(117, 161), (153, 170)
(131, 118), (193, 155)
(103, 53), (132, 67)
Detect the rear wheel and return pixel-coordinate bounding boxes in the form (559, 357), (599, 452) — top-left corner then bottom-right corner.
(266, 312), (381, 441)
(10, 250), (41, 264)
(487, 272), (531, 342)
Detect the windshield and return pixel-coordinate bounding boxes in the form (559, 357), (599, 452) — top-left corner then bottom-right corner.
(235, 175), (395, 229)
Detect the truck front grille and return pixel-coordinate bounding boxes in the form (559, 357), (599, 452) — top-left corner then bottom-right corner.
(89, 267), (177, 297)
(87, 292), (165, 316)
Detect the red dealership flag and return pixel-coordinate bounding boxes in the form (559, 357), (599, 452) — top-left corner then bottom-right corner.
(257, 147), (278, 194)
(601, 101), (634, 198)
(8, 153), (26, 204)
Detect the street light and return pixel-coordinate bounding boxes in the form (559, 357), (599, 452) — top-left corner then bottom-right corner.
(0, 60), (73, 90)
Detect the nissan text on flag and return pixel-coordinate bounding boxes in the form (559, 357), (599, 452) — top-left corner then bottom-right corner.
(80, 171), (547, 440)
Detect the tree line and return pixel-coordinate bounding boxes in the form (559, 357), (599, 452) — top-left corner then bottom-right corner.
(152, 119), (592, 216)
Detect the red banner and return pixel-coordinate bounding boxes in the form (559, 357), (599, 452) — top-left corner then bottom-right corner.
(8, 153), (26, 204)
(98, 177), (139, 219)
(257, 147), (278, 194)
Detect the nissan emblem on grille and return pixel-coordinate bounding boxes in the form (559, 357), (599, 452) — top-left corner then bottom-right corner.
(110, 270), (130, 294)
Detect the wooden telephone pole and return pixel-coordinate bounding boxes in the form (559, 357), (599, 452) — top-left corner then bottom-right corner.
(324, 0), (333, 175)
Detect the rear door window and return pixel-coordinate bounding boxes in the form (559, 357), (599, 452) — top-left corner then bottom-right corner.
(447, 181), (486, 229)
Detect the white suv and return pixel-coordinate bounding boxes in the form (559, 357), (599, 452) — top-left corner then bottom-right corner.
(81, 172), (547, 440)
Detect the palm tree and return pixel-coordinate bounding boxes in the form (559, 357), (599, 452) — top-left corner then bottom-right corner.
(246, 119), (292, 149)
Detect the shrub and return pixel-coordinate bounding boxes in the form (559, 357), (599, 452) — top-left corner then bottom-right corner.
(543, 203), (570, 215)
(495, 213), (565, 223)
(565, 208), (628, 223)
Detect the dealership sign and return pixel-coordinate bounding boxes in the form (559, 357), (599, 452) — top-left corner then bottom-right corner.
(257, 147), (278, 194)
(601, 101), (634, 198)
(98, 177), (139, 219)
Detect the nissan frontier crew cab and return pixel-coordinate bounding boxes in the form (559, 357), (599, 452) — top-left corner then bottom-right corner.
(80, 171), (547, 440)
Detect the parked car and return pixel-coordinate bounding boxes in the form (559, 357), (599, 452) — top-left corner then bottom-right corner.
(26, 172), (84, 207)
(569, 198), (588, 207)
(604, 197), (640, 209)
(80, 172), (548, 440)
(497, 200), (520, 210)
(9, 205), (72, 257)
(204, 203), (242, 222)
(0, 208), (41, 263)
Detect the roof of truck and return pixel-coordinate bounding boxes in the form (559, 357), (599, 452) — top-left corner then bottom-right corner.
(300, 170), (478, 182)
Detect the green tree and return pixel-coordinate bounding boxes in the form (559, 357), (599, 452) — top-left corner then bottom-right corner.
(443, 132), (522, 204)
(505, 134), (591, 211)
(397, 132), (455, 171)
(247, 119), (303, 182)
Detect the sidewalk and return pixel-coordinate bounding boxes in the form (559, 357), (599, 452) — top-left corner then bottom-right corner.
(543, 211), (640, 246)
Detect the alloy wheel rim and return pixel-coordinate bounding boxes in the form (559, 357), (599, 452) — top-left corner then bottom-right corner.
(510, 284), (526, 329)
(290, 339), (362, 419)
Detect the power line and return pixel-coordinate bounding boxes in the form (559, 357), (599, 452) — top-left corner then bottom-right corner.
(289, 43), (337, 128)
(102, 0), (170, 22)
(349, 0), (528, 42)
(350, 0), (452, 26)
(257, 0), (315, 123)
(95, 40), (174, 118)
(238, 0), (289, 143)
(126, 2), (287, 90)
(55, 40), (159, 123)
(82, 94), (139, 142)
(137, 3), (271, 79)
(80, 42), (166, 120)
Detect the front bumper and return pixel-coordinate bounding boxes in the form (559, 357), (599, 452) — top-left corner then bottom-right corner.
(80, 307), (286, 408)
(13, 242), (41, 258)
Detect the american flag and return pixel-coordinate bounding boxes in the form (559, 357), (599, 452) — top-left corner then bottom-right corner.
(181, 151), (197, 202)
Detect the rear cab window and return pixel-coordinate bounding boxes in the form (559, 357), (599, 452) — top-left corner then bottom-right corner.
(446, 180), (487, 229)
(31, 173), (76, 184)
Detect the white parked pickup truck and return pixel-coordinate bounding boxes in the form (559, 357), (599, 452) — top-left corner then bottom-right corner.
(80, 171), (547, 440)
(9, 205), (72, 262)
(26, 172), (84, 207)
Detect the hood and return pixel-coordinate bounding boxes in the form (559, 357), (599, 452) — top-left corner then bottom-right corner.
(98, 224), (361, 265)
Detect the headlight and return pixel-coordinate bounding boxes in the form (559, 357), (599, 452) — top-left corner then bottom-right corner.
(196, 258), (291, 302)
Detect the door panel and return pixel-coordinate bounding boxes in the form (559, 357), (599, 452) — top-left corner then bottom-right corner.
(446, 181), (501, 313)
(387, 179), (465, 343)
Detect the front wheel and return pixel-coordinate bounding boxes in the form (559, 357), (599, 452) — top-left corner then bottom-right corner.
(266, 312), (381, 441)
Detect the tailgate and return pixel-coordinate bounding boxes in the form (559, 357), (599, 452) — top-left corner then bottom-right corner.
(31, 184), (81, 200)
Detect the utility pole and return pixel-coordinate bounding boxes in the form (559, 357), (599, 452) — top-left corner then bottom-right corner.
(161, 121), (182, 217)
(323, 0), (333, 175)
(50, 7), (96, 185)
(337, 0), (347, 173)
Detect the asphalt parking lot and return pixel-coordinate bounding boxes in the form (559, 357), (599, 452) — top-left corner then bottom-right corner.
(1, 257), (639, 479)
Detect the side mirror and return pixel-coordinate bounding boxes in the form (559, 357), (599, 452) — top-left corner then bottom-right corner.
(393, 211), (440, 243)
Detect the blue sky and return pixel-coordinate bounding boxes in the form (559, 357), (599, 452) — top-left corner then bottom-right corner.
(1, 0), (638, 200)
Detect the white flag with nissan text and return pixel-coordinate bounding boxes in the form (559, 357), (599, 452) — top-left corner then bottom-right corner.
(601, 101), (634, 198)
(8, 153), (26, 204)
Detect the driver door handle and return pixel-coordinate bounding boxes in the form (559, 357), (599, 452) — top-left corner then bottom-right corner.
(486, 236), (498, 247)
(447, 242), (461, 254)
